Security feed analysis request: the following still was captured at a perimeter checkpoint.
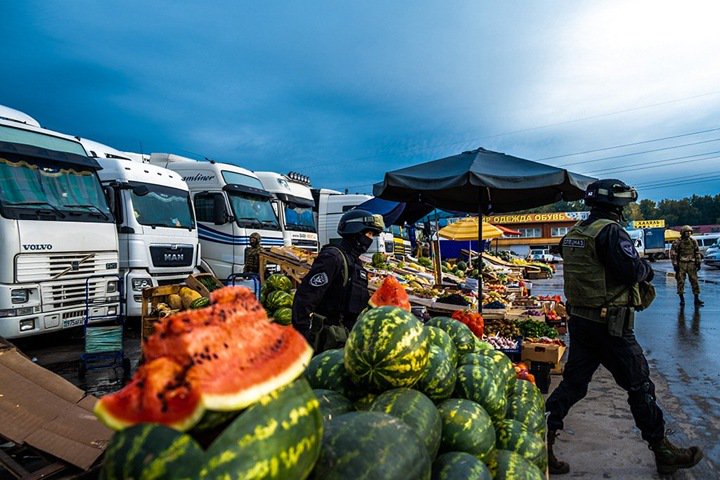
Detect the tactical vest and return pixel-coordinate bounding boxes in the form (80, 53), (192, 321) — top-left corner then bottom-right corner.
(563, 219), (641, 310)
(676, 238), (698, 262)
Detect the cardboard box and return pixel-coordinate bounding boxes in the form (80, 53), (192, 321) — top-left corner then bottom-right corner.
(521, 342), (566, 368)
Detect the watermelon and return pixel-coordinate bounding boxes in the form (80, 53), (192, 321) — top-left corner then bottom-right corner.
(354, 392), (377, 411)
(314, 389), (354, 422)
(266, 273), (293, 292)
(344, 306), (429, 391)
(311, 412), (431, 480)
(505, 394), (545, 434)
(266, 290), (293, 311)
(416, 344), (457, 401)
(426, 326), (458, 366)
(200, 378), (323, 479)
(494, 419), (548, 471)
(436, 398), (495, 461)
(475, 348), (517, 395)
(305, 349), (354, 398)
(425, 317), (475, 355)
(472, 337), (494, 353)
(273, 306), (293, 325)
(454, 364), (507, 422)
(485, 449), (545, 480)
(431, 452), (492, 480)
(368, 275), (411, 311)
(512, 377), (545, 414)
(458, 352), (501, 377)
(190, 296), (210, 309)
(369, 388), (442, 458)
(95, 286), (312, 431)
(100, 423), (204, 480)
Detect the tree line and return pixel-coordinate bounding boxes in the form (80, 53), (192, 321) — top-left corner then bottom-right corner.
(521, 195), (720, 227)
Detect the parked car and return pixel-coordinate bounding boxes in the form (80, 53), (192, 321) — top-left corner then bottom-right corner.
(703, 246), (720, 269)
(528, 249), (555, 263)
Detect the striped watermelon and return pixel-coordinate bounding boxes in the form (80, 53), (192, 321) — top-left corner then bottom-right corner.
(425, 317), (475, 355)
(314, 389), (354, 422)
(369, 388), (442, 458)
(306, 349), (354, 398)
(426, 326), (458, 366)
(505, 394), (545, 434)
(100, 424), (203, 480)
(436, 398), (495, 461)
(454, 364), (507, 422)
(472, 337), (494, 353)
(354, 392), (378, 411)
(344, 306), (429, 391)
(417, 345), (457, 402)
(458, 352), (502, 378)
(312, 411), (432, 480)
(431, 452), (492, 480)
(201, 378), (323, 479)
(512, 377), (545, 414)
(485, 449), (545, 480)
(495, 419), (548, 471)
(474, 348), (517, 396)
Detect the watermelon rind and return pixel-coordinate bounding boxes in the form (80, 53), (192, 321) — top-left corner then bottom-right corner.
(454, 364), (507, 422)
(272, 307), (293, 325)
(431, 451), (492, 480)
(369, 388), (443, 458)
(202, 378), (323, 479)
(485, 449), (545, 480)
(266, 273), (293, 292)
(311, 411), (431, 480)
(437, 398), (495, 461)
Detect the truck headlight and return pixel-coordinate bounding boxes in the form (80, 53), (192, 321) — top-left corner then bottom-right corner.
(11, 289), (30, 304)
(131, 278), (152, 291)
(107, 280), (118, 293)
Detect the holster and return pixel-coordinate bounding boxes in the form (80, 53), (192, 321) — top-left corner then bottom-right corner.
(603, 306), (634, 337)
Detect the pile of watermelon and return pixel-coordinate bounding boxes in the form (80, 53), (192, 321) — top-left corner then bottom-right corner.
(261, 273), (294, 325)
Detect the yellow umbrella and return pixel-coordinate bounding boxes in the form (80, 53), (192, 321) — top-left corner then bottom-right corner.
(664, 229), (680, 241)
(438, 217), (504, 240)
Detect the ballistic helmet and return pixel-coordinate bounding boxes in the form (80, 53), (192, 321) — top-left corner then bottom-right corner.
(681, 225), (693, 234)
(584, 179), (638, 208)
(337, 209), (385, 237)
(250, 232), (262, 241)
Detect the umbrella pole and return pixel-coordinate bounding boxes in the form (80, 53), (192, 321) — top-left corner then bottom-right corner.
(478, 210), (483, 313)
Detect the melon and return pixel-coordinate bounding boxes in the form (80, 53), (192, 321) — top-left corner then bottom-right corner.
(95, 286), (312, 431)
(368, 275), (411, 311)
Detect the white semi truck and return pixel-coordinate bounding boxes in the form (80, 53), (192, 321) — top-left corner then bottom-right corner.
(255, 171), (318, 252)
(147, 154), (284, 279)
(311, 188), (394, 254)
(80, 139), (200, 317)
(0, 107), (120, 338)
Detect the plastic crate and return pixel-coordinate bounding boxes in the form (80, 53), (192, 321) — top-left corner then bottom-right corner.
(498, 337), (523, 363)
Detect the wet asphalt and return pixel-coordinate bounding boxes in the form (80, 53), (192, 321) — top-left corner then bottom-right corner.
(7, 259), (720, 478)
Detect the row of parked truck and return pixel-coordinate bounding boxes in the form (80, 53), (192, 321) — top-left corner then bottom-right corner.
(0, 105), (399, 339)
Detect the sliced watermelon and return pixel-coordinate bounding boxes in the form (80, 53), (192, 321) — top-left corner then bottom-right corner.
(369, 275), (411, 311)
(95, 286), (313, 431)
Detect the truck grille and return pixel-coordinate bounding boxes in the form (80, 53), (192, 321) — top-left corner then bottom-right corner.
(41, 277), (113, 310)
(15, 251), (118, 283)
(291, 239), (319, 249)
(149, 245), (195, 267)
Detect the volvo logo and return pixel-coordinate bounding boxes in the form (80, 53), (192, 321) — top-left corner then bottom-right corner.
(23, 244), (53, 251)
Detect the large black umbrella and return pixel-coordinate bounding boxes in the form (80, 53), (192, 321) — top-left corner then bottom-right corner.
(373, 147), (596, 310)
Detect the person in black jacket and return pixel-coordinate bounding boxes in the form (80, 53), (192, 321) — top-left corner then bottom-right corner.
(545, 179), (703, 476)
(292, 209), (384, 352)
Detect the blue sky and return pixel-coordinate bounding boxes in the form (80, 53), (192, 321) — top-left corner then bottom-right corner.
(3, 1), (720, 202)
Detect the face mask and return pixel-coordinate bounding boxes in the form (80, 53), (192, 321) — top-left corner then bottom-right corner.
(357, 234), (374, 253)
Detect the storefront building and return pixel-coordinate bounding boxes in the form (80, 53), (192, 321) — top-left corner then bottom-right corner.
(486, 211), (590, 256)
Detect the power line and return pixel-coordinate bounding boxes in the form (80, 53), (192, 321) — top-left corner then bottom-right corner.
(585, 150), (720, 175)
(640, 175), (720, 191)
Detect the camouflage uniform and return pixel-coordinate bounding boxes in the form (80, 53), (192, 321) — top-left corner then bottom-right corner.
(670, 237), (701, 295)
(244, 233), (262, 274)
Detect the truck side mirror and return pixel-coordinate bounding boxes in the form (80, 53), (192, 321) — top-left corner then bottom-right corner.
(213, 195), (229, 225)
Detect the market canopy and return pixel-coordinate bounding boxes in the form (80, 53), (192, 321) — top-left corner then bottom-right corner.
(496, 224), (522, 236)
(438, 217), (504, 240)
(373, 147), (596, 214)
(354, 197), (435, 226)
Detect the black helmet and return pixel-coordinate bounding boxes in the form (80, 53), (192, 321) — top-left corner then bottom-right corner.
(337, 209), (385, 237)
(584, 179), (638, 208)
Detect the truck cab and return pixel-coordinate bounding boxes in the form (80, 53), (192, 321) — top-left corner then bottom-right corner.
(80, 140), (199, 317)
(147, 154), (284, 280)
(311, 188), (393, 254)
(255, 171), (318, 252)
(0, 108), (120, 338)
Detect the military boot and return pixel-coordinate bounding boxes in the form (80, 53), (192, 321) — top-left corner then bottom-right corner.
(694, 294), (704, 307)
(547, 430), (570, 475)
(679, 294), (685, 306)
(649, 437), (703, 475)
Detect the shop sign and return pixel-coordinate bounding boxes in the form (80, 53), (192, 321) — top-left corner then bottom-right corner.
(486, 211), (590, 224)
(632, 219), (665, 228)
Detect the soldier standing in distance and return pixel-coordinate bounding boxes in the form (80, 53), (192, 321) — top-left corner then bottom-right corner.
(244, 232), (262, 274)
(670, 225), (703, 306)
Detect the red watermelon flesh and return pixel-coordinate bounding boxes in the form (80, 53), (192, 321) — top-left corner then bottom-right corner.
(369, 275), (411, 311)
(95, 286), (313, 431)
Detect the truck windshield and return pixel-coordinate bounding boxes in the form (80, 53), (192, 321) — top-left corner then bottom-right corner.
(0, 156), (112, 222)
(284, 204), (316, 232)
(228, 192), (280, 231)
(130, 182), (195, 229)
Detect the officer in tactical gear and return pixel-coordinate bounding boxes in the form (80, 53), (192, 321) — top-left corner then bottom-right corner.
(292, 209), (384, 352)
(545, 179), (703, 476)
(670, 225), (703, 306)
(243, 232), (262, 273)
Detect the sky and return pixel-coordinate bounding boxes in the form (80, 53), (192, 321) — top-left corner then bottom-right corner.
(3, 1), (720, 203)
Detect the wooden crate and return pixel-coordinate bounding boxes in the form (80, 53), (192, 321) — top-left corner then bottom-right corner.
(141, 284), (183, 340)
(186, 273), (223, 297)
(259, 250), (311, 286)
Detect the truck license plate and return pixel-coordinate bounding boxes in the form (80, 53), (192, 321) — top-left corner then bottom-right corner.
(63, 318), (84, 329)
